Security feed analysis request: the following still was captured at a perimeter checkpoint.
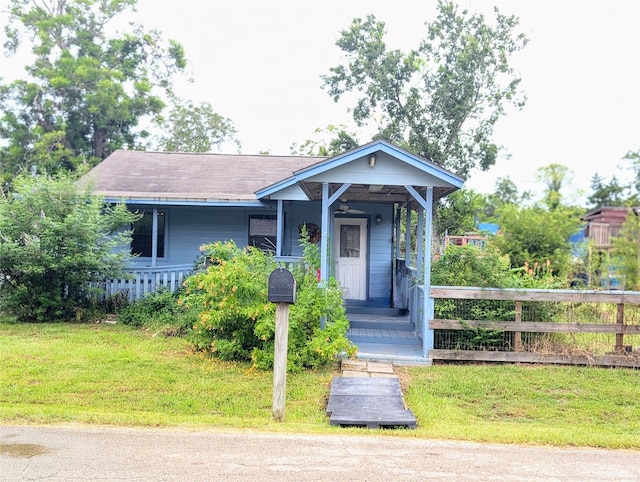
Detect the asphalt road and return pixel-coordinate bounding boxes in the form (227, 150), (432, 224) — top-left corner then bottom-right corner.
(2, 425), (639, 481)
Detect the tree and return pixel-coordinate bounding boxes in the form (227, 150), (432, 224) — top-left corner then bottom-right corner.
(482, 176), (529, 219)
(0, 174), (137, 322)
(290, 124), (359, 156)
(611, 209), (640, 290)
(535, 164), (573, 211)
(0, 0), (186, 182)
(434, 188), (485, 236)
(155, 98), (241, 153)
(322, 1), (527, 177)
(490, 203), (583, 279)
(587, 173), (626, 209)
(622, 149), (640, 205)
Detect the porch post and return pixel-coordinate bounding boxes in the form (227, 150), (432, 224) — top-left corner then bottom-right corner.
(320, 183), (330, 282)
(151, 207), (158, 268)
(423, 187), (434, 358)
(416, 205), (425, 277)
(404, 201), (411, 264)
(405, 186), (434, 359)
(320, 182), (351, 283)
(276, 199), (284, 258)
(394, 204), (402, 260)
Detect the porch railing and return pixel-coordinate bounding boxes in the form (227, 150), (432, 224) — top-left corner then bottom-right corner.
(395, 258), (425, 337)
(93, 265), (193, 302)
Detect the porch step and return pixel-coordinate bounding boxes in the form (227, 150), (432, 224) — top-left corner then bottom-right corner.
(348, 328), (421, 346)
(345, 306), (407, 316)
(348, 318), (414, 331)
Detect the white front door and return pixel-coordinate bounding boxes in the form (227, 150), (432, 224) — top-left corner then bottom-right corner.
(333, 218), (368, 300)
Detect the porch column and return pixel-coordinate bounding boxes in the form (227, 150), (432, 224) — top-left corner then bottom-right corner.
(151, 207), (158, 268)
(320, 183), (330, 282)
(423, 187), (434, 358)
(394, 204), (402, 260)
(276, 200), (284, 258)
(405, 186), (434, 359)
(320, 182), (351, 282)
(416, 205), (425, 277)
(404, 201), (411, 264)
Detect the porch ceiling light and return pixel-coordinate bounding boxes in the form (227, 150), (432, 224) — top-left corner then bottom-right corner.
(368, 154), (376, 167)
(369, 185), (384, 192)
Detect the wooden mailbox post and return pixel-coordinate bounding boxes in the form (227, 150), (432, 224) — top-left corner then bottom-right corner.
(268, 267), (296, 422)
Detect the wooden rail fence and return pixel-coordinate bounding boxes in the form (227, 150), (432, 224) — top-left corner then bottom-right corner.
(429, 287), (640, 368)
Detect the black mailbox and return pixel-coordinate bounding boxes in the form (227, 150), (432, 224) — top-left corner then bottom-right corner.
(268, 268), (296, 304)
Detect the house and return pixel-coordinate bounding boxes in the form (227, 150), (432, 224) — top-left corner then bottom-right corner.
(582, 206), (640, 288)
(84, 140), (464, 357)
(582, 206), (639, 249)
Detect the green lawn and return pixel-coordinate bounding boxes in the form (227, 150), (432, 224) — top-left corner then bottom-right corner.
(1, 322), (639, 448)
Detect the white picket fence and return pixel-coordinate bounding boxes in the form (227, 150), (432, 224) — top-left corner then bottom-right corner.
(93, 265), (193, 302)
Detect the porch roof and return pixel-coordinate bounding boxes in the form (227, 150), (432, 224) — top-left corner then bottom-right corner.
(255, 140), (464, 205)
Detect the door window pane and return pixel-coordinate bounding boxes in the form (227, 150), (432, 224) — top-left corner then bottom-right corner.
(340, 224), (360, 258)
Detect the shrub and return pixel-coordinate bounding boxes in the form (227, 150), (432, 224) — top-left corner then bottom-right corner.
(117, 288), (196, 335)
(431, 245), (565, 350)
(181, 237), (354, 371)
(0, 174), (137, 322)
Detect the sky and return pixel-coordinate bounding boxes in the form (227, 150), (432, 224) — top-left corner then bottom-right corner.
(1, 0), (639, 203)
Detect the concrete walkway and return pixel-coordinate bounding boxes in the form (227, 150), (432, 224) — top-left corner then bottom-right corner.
(2, 425), (639, 481)
(325, 359), (417, 429)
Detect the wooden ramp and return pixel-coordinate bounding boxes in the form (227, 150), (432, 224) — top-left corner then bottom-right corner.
(326, 360), (416, 429)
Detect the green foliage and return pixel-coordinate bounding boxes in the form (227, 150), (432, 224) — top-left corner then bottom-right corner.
(432, 244), (512, 288)
(434, 188), (485, 236)
(180, 238), (354, 371)
(535, 164), (573, 211)
(587, 173), (627, 209)
(0, 0), (186, 181)
(155, 97), (241, 153)
(0, 174), (137, 322)
(611, 210), (640, 290)
(588, 151), (640, 208)
(431, 245), (564, 340)
(322, 1), (528, 177)
(290, 124), (359, 156)
(489, 203), (583, 279)
(117, 288), (196, 334)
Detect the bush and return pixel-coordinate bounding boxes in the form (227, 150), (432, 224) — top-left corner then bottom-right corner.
(181, 237), (354, 371)
(117, 288), (196, 335)
(0, 174), (137, 322)
(431, 244), (566, 350)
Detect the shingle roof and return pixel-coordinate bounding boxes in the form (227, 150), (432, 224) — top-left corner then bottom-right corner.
(83, 150), (326, 203)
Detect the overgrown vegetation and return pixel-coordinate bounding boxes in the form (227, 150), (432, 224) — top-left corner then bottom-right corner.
(117, 287), (196, 336)
(180, 234), (354, 371)
(0, 174), (137, 322)
(431, 244), (565, 350)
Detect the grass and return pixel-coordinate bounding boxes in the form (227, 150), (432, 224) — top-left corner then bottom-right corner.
(1, 322), (640, 448)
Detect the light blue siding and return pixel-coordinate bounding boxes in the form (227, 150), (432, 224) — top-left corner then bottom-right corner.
(127, 201), (395, 306)
(128, 205), (275, 268)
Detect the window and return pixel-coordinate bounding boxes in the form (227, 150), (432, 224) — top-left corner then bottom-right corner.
(249, 215), (277, 253)
(131, 210), (165, 258)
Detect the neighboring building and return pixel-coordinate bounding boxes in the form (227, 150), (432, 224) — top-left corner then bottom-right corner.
(443, 234), (488, 251)
(582, 206), (640, 288)
(582, 207), (639, 249)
